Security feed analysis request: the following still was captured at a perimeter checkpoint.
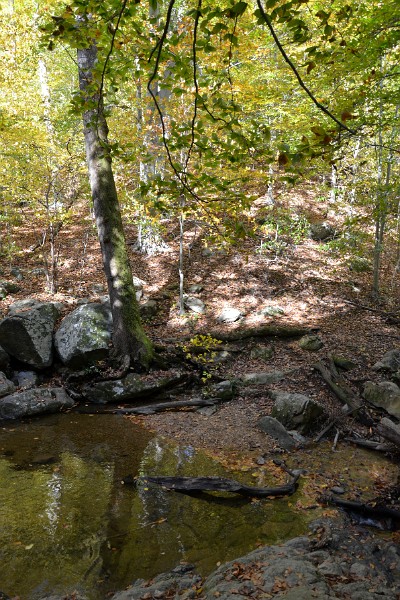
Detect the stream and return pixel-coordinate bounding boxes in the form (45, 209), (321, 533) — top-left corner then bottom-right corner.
(1, 413), (398, 599)
(0, 414), (310, 599)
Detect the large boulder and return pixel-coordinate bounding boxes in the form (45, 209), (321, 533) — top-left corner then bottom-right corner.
(363, 381), (400, 419)
(0, 300), (60, 369)
(54, 303), (113, 368)
(82, 371), (186, 404)
(0, 387), (74, 419)
(270, 391), (325, 434)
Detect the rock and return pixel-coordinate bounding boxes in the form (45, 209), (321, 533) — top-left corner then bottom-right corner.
(258, 416), (298, 451)
(363, 381), (400, 419)
(140, 299), (158, 318)
(111, 565), (201, 600)
(0, 387), (74, 419)
(270, 391), (325, 434)
(54, 303), (113, 368)
(0, 301), (60, 369)
(372, 349), (400, 373)
(82, 371), (186, 404)
(332, 355), (357, 371)
(0, 346), (10, 372)
(241, 371), (290, 385)
(331, 486), (345, 495)
(212, 350), (231, 363)
(183, 296), (205, 314)
(91, 283), (106, 295)
(0, 372), (15, 398)
(260, 306), (285, 317)
(0, 281), (21, 294)
(202, 380), (235, 401)
(298, 334), (323, 351)
(250, 346), (274, 360)
(188, 284), (203, 293)
(10, 266), (23, 280)
(217, 307), (243, 323)
(309, 221), (336, 241)
(132, 276), (145, 301)
(12, 370), (38, 389)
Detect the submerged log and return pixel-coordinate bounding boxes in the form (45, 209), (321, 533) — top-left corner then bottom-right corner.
(140, 473), (301, 498)
(327, 495), (400, 531)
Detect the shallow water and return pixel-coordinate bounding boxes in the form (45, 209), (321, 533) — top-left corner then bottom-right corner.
(0, 414), (308, 599)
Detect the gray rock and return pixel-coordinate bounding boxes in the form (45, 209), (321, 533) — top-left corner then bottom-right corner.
(140, 299), (158, 318)
(12, 370), (38, 390)
(183, 296), (205, 314)
(0, 301), (60, 369)
(0, 387), (74, 419)
(271, 391), (325, 434)
(0, 372), (15, 398)
(260, 306), (285, 317)
(111, 566), (200, 600)
(188, 284), (203, 293)
(258, 416), (297, 450)
(132, 276), (145, 301)
(203, 380), (235, 401)
(309, 222), (336, 241)
(250, 345), (274, 360)
(241, 371), (290, 385)
(0, 281), (21, 293)
(10, 266), (23, 280)
(363, 381), (400, 418)
(299, 334), (323, 351)
(372, 349), (400, 373)
(332, 355), (357, 371)
(212, 350), (231, 363)
(331, 486), (345, 495)
(82, 371), (186, 404)
(54, 303), (113, 368)
(91, 283), (106, 295)
(217, 307), (243, 323)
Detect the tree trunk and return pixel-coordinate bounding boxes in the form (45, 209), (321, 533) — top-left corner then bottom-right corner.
(77, 44), (153, 370)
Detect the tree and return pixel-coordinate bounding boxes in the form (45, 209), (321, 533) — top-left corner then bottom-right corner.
(77, 36), (153, 370)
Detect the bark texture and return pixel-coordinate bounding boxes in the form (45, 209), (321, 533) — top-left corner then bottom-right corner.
(77, 44), (153, 369)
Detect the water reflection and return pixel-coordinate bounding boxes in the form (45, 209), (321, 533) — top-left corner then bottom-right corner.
(0, 415), (307, 599)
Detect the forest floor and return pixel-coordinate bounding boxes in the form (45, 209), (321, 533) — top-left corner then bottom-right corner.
(1, 184), (400, 507)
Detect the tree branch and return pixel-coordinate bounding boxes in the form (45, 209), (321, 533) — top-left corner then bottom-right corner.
(256, 0), (356, 135)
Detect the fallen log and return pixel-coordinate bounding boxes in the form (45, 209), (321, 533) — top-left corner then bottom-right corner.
(326, 495), (400, 531)
(75, 397), (221, 415)
(139, 473), (301, 498)
(164, 325), (315, 345)
(344, 437), (393, 452)
(377, 417), (400, 449)
(207, 325), (316, 342)
(115, 398), (219, 415)
(313, 359), (362, 413)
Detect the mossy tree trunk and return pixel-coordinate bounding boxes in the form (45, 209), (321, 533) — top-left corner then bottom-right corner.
(77, 44), (153, 370)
